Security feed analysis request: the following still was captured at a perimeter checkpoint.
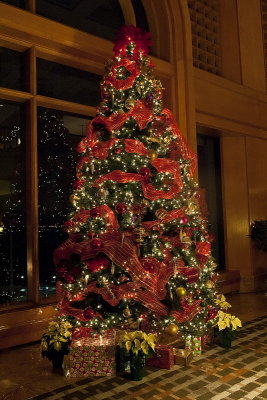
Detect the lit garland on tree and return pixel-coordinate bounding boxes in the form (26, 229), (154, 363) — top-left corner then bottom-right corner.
(54, 26), (226, 337)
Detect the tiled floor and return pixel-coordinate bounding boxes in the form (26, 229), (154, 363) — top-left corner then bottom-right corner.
(0, 292), (267, 400)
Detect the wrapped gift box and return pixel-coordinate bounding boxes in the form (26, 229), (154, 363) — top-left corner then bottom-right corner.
(185, 335), (202, 356)
(202, 328), (214, 347)
(68, 330), (116, 377)
(173, 348), (193, 366)
(146, 345), (174, 369)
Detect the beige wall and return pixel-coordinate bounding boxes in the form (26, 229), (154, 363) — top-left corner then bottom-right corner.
(194, 0), (267, 292)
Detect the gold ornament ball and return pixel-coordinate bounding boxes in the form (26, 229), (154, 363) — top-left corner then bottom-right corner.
(125, 98), (135, 109)
(206, 280), (214, 289)
(123, 307), (131, 318)
(69, 194), (79, 205)
(176, 287), (187, 297)
(148, 149), (157, 160)
(165, 323), (179, 336)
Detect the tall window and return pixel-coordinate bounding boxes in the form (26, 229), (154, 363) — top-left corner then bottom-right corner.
(36, 0), (125, 41)
(197, 133), (225, 269)
(0, 100), (26, 304)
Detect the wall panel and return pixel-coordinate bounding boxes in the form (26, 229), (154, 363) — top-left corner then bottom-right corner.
(246, 136), (267, 290)
(221, 136), (252, 292)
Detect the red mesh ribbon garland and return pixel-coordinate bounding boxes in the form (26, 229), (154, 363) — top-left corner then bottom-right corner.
(158, 108), (197, 176)
(142, 158), (183, 200)
(90, 138), (148, 160)
(93, 159), (183, 200)
(171, 299), (202, 323)
(54, 237), (79, 266)
(77, 123), (98, 153)
(97, 205), (119, 231)
(70, 205), (118, 231)
(175, 266), (200, 283)
(131, 100), (154, 130)
(55, 232), (158, 296)
(71, 281), (168, 317)
(124, 139), (148, 156)
(92, 139), (118, 160)
(72, 281), (139, 305)
(105, 58), (140, 90)
(92, 100), (153, 133)
(196, 241), (211, 257)
(93, 170), (141, 187)
(77, 136), (90, 153)
(73, 210), (91, 223)
(54, 231), (173, 318)
(142, 208), (185, 230)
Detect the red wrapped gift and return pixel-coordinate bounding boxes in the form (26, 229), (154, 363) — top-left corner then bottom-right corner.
(146, 344), (174, 369)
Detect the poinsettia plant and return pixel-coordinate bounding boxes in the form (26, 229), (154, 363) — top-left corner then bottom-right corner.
(118, 330), (156, 357)
(41, 320), (73, 360)
(213, 295), (242, 348)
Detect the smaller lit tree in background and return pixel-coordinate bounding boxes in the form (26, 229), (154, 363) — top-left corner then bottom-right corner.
(38, 111), (77, 295)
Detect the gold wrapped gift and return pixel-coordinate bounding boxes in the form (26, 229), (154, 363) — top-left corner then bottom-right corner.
(157, 331), (184, 348)
(173, 348), (193, 366)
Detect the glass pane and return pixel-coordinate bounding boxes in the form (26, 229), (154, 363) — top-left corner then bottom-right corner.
(0, 100), (26, 305)
(131, 0), (150, 33)
(0, 47), (26, 91)
(37, 58), (101, 106)
(38, 107), (91, 298)
(36, 0), (125, 41)
(197, 134), (225, 269)
(1, 0), (25, 8)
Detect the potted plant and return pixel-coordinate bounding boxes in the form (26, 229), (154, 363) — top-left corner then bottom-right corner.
(40, 320), (73, 369)
(118, 330), (156, 380)
(213, 295), (242, 348)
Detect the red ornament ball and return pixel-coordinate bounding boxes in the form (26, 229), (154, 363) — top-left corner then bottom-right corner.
(114, 147), (122, 154)
(86, 256), (110, 273)
(139, 167), (150, 177)
(83, 308), (95, 320)
(180, 216), (189, 224)
(91, 238), (102, 251)
(207, 307), (218, 320)
(115, 202), (127, 214)
(90, 207), (101, 218)
(64, 274), (75, 284)
(141, 257), (159, 273)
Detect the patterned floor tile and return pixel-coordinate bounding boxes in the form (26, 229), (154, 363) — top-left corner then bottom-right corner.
(24, 315), (267, 400)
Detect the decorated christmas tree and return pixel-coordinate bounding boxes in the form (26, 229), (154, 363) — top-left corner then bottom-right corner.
(54, 26), (231, 340)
